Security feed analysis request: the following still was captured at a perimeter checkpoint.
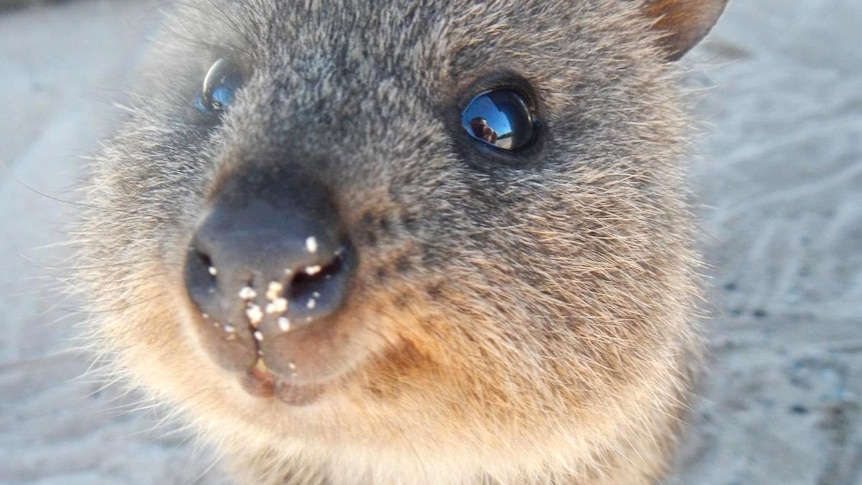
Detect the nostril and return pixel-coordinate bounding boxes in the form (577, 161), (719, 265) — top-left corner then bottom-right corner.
(285, 246), (352, 323)
(289, 250), (343, 300)
(185, 245), (219, 304)
(199, 251), (218, 281)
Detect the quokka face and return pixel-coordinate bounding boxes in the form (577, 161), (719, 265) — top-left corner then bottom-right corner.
(78, 0), (727, 482)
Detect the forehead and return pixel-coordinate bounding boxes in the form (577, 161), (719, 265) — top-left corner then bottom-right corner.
(184, 1), (453, 63)
(173, 0), (636, 86)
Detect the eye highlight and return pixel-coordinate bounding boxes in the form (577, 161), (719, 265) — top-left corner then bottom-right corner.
(195, 58), (244, 114)
(461, 89), (536, 151)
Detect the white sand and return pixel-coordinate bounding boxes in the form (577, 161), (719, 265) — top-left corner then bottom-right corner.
(670, 1), (862, 482)
(1, 1), (859, 484)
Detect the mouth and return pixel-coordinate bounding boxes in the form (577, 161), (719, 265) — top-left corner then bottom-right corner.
(240, 358), (328, 406)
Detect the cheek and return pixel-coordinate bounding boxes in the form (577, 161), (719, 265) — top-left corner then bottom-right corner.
(91, 261), (205, 390)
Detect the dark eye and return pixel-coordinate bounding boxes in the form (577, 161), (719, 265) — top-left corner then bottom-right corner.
(195, 58), (243, 114)
(461, 89), (536, 151)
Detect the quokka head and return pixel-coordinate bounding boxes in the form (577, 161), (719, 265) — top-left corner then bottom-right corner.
(78, 0), (726, 481)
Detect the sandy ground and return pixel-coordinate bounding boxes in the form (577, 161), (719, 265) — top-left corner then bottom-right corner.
(0, 1), (860, 484)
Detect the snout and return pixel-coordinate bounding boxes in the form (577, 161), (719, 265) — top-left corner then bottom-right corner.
(183, 168), (357, 397)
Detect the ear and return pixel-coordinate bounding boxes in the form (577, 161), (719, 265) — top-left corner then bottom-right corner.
(642, 0), (729, 61)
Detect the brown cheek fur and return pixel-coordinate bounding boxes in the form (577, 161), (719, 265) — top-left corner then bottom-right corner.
(74, 0), (724, 483)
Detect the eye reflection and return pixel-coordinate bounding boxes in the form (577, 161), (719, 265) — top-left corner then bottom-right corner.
(461, 89), (535, 151)
(469, 118), (498, 145)
(197, 58), (244, 114)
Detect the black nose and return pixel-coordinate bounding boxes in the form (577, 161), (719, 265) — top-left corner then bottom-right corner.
(184, 169), (355, 340)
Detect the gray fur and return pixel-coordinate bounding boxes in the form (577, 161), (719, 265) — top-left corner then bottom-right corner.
(77, 0), (724, 483)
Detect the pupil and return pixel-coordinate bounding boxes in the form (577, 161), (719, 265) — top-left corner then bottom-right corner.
(210, 71), (242, 109)
(461, 89), (534, 151)
(199, 59), (243, 113)
(211, 86), (235, 109)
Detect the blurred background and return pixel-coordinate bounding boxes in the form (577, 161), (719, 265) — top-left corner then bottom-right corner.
(0, 1), (859, 483)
